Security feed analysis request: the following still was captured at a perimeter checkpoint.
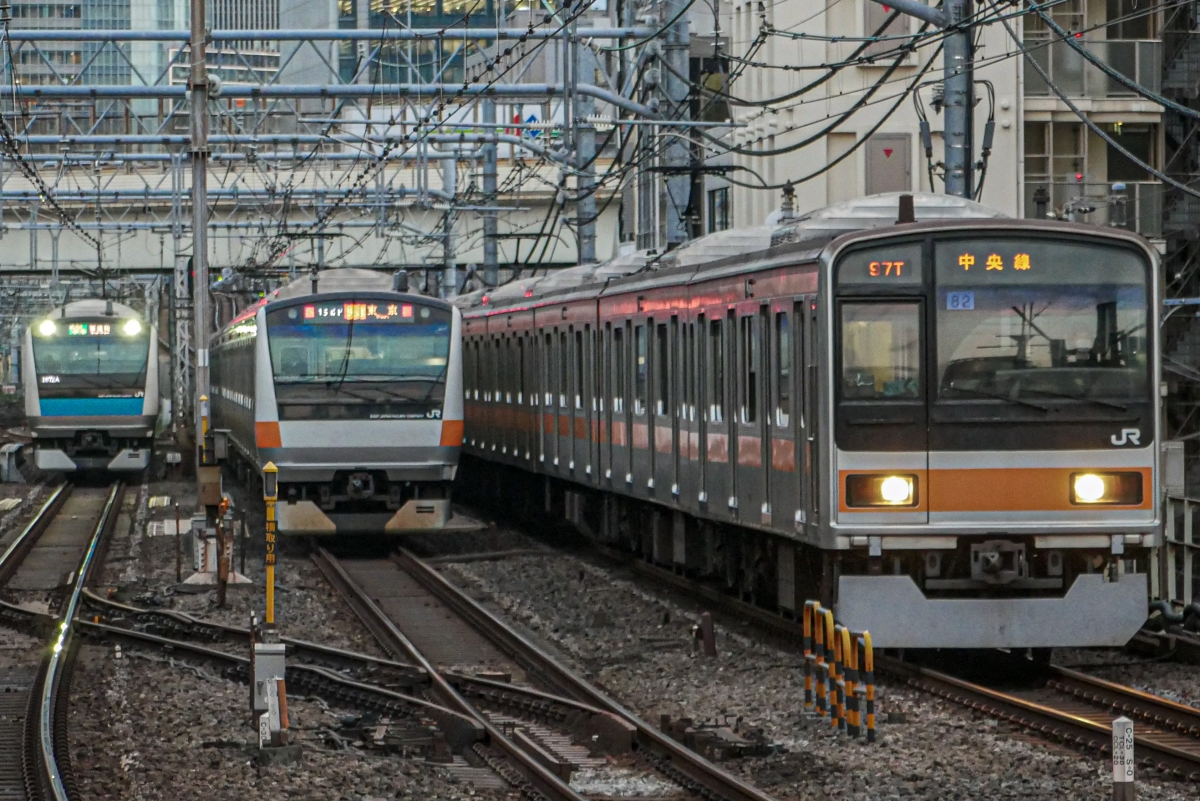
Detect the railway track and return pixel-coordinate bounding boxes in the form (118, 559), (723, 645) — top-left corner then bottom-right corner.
(311, 546), (781, 801)
(0, 482), (123, 801)
(587, 544), (1200, 782)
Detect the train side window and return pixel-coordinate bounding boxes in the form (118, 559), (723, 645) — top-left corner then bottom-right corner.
(613, 326), (625, 413)
(575, 330), (584, 410)
(517, 337), (525, 405)
(559, 331), (569, 409)
(655, 323), (669, 416)
(634, 323), (647, 415)
(776, 312), (791, 427)
(543, 332), (553, 407)
(740, 316), (758, 424)
(708, 319), (724, 423)
(840, 301), (921, 399)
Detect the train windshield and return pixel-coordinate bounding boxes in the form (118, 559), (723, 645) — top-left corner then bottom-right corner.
(32, 320), (148, 380)
(934, 239), (1149, 404)
(266, 300), (451, 396)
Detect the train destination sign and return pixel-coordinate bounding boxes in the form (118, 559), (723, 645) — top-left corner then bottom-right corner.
(290, 300), (432, 323)
(67, 322), (112, 336)
(837, 242), (923, 285)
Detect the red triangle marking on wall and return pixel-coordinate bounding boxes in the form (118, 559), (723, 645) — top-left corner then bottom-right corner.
(883, 148), (894, 157)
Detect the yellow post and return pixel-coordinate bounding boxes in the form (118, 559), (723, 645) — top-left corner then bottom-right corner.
(822, 607), (836, 728)
(262, 461), (278, 625)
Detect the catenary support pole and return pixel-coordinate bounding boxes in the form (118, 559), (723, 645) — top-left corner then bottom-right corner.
(189, 0), (210, 473)
(661, 0), (692, 247)
(482, 98), (498, 287)
(576, 54), (597, 263)
(869, 0), (973, 198)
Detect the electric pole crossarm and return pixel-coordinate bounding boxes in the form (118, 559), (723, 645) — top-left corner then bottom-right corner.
(867, 0), (948, 28)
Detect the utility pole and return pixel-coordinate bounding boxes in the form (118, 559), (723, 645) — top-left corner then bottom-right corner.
(661, 0), (692, 248)
(189, 0), (210, 456)
(576, 35), (597, 263)
(869, 0), (973, 198)
(482, 98), (498, 287)
(442, 158), (456, 298)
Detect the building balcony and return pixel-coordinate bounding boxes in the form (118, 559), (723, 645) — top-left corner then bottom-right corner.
(1024, 180), (1163, 238)
(1024, 39), (1161, 99)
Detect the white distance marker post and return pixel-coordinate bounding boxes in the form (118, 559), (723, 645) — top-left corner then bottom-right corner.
(1112, 716), (1135, 801)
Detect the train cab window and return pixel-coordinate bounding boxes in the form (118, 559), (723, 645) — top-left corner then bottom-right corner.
(739, 316), (758, 424)
(840, 302), (921, 400)
(612, 326), (626, 414)
(280, 346), (309, 378)
(708, 319), (724, 423)
(655, 323), (669, 416)
(775, 312), (791, 427)
(575, 330), (584, 410)
(634, 324), (647, 415)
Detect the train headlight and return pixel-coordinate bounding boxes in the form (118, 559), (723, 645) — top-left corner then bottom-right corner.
(37, 319), (56, 337)
(846, 474), (918, 507)
(122, 319), (141, 336)
(1070, 472), (1142, 505)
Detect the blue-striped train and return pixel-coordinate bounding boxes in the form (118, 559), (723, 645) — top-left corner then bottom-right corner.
(24, 298), (158, 472)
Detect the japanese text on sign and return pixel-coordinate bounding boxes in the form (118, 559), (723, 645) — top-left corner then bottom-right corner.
(67, 322), (112, 336)
(958, 252), (1033, 272)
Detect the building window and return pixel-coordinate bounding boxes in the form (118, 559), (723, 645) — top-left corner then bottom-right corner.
(708, 188), (729, 233)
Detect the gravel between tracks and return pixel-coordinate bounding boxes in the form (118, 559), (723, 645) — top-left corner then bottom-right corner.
(440, 551), (1195, 801)
(71, 478), (507, 801)
(1055, 648), (1200, 710)
(68, 642), (500, 801)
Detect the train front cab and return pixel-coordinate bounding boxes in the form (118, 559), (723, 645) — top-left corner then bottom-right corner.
(247, 293), (464, 535)
(825, 223), (1158, 649)
(24, 314), (156, 472)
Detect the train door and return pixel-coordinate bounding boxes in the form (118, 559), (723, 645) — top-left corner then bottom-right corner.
(702, 313), (732, 518)
(557, 327), (571, 475)
(586, 323), (598, 484)
(678, 315), (698, 513)
(540, 330), (554, 470)
(631, 319), (651, 497)
(695, 313), (708, 510)
(768, 299), (796, 525)
(734, 303), (767, 523)
(805, 295), (819, 530)
(609, 322), (630, 490)
(652, 318), (676, 498)
(573, 326), (587, 478)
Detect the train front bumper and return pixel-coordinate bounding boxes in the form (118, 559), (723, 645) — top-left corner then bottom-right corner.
(835, 572), (1148, 649)
(35, 447), (150, 472)
(276, 499), (452, 535)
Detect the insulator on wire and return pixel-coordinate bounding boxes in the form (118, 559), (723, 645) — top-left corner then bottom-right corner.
(919, 120), (933, 159)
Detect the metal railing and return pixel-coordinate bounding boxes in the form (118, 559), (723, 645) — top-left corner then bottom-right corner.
(1024, 181), (1163, 238)
(1024, 38), (1162, 98)
(1152, 495), (1200, 608)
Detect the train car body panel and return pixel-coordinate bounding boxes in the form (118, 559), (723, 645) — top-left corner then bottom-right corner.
(212, 269), (462, 535)
(24, 300), (158, 472)
(459, 194), (1160, 649)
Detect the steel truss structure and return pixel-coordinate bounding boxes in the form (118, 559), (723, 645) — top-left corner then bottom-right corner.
(0, 5), (699, 431)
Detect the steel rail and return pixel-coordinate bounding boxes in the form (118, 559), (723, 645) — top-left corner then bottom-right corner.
(0, 484), (68, 587)
(391, 548), (782, 801)
(81, 589), (626, 739)
(595, 544), (1200, 782)
(38, 482), (122, 801)
(312, 547), (590, 801)
(75, 620), (485, 746)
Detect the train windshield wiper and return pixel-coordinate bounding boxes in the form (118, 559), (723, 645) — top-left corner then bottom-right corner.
(1018, 387), (1128, 412)
(946, 382), (1050, 412)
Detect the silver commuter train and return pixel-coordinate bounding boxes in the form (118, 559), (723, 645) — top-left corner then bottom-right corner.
(24, 299), (158, 472)
(210, 268), (464, 535)
(457, 193), (1160, 649)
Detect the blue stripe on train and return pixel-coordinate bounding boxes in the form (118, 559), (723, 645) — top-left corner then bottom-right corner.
(40, 397), (144, 417)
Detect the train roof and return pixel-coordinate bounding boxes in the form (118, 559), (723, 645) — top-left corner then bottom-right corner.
(35, 298), (142, 323)
(459, 193), (1156, 317)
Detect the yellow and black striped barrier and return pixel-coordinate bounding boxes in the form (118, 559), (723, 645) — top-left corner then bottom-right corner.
(800, 600), (876, 744)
